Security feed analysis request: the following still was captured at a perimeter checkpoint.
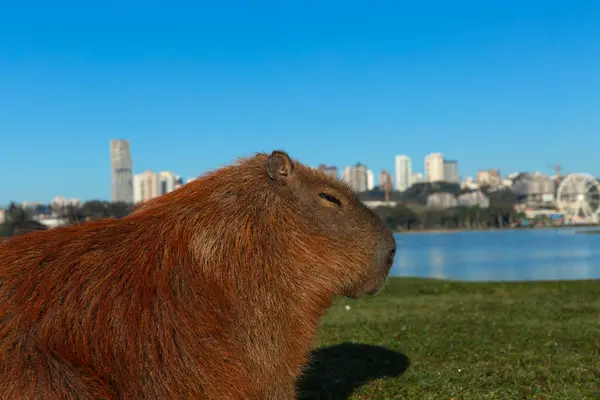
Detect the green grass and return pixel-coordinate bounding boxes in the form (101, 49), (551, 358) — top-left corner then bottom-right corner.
(298, 278), (600, 400)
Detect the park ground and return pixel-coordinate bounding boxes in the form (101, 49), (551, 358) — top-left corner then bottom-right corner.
(299, 278), (600, 400)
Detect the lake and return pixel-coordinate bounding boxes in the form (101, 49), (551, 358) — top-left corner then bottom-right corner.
(391, 227), (600, 282)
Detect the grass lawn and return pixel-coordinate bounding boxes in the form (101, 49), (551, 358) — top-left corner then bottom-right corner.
(298, 278), (600, 400)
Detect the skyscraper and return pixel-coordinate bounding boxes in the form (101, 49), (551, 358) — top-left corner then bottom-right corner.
(158, 171), (179, 195)
(379, 170), (393, 190)
(366, 169), (374, 191)
(443, 160), (459, 183)
(343, 163), (368, 192)
(110, 139), (134, 203)
(425, 152), (444, 182)
(133, 170), (160, 204)
(395, 155), (412, 192)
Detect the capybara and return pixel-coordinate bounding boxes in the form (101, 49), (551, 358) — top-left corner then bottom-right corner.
(0, 150), (396, 399)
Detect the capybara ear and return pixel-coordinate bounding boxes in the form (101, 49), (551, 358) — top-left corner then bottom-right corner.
(266, 150), (294, 182)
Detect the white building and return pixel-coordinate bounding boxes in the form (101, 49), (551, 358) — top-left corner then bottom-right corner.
(37, 217), (68, 228)
(426, 192), (458, 209)
(366, 169), (375, 191)
(363, 200), (400, 209)
(477, 169), (502, 187)
(343, 163), (369, 192)
(134, 170), (183, 203)
(395, 155), (412, 192)
(158, 171), (179, 195)
(0, 209), (5, 224)
(134, 170), (160, 204)
(512, 172), (556, 206)
(342, 166), (351, 183)
(51, 196), (81, 216)
(425, 152), (444, 182)
(461, 176), (479, 190)
(20, 201), (45, 209)
(411, 173), (423, 185)
(51, 196), (81, 208)
(458, 191), (490, 208)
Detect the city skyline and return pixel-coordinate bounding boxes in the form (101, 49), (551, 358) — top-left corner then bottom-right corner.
(2, 2), (599, 204)
(3, 140), (578, 206)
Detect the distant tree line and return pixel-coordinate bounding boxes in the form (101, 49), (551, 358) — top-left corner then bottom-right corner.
(373, 204), (524, 231)
(1, 183), (524, 239)
(0, 200), (133, 238)
(0, 203), (49, 238)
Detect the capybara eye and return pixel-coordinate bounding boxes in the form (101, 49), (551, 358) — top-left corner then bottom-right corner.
(319, 192), (342, 207)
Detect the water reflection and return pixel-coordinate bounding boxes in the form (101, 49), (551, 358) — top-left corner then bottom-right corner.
(391, 228), (600, 282)
(428, 248), (446, 280)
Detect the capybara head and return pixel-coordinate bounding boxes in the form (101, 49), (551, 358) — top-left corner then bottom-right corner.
(133, 149), (396, 299)
(261, 150), (396, 298)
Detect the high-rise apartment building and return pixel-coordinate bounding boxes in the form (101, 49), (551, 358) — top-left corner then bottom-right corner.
(342, 166), (351, 183)
(443, 160), (459, 183)
(134, 170), (183, 203)
(158, 171), (179, 195)
(425, 152), (444, 182)
(134, 170), (160, 204)
(318, 164), (339, 180)
(110, 139), (134, 203)
(366, 169), (374, 191)
(343, 163), (368, 192)
(395, 155), (412, 192)
(379, 170), (393, 190)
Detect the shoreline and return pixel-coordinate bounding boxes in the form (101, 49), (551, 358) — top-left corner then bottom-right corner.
(394, 224), (599, 235)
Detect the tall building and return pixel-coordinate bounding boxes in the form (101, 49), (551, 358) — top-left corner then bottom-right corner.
(379, 170), (393, 190)
(425, 152), (444, 182)
(158, 171), (179, 195)
(134, 170), (160, 204)
(343, 163), (368, 192)
(366, 169), (375, 191)
(318, 164), (338, 180)
(342, 166), (351, 183)
(110, 139), (134, 203)
(443, 160), (459, 183)
(395, 155), (412, 191)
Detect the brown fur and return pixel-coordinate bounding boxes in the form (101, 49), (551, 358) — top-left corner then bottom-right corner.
(0, 150), (396, 399)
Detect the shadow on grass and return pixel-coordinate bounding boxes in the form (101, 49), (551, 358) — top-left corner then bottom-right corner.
(297, 342), (410, 400)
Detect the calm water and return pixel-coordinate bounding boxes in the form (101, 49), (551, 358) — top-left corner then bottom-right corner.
(390, 227), (600, 282)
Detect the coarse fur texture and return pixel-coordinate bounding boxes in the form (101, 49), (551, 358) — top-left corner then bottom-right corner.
(0, 150), (396, 399)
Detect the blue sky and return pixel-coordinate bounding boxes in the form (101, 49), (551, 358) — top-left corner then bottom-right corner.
(1, 0), (599, 205)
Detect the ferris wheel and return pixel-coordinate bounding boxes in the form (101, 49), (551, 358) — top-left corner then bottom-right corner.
(556, 173), (600, 223)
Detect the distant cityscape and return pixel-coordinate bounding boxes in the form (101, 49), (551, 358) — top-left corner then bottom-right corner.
(2, 139), (599, 228)
(106, 140), (500, 205)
